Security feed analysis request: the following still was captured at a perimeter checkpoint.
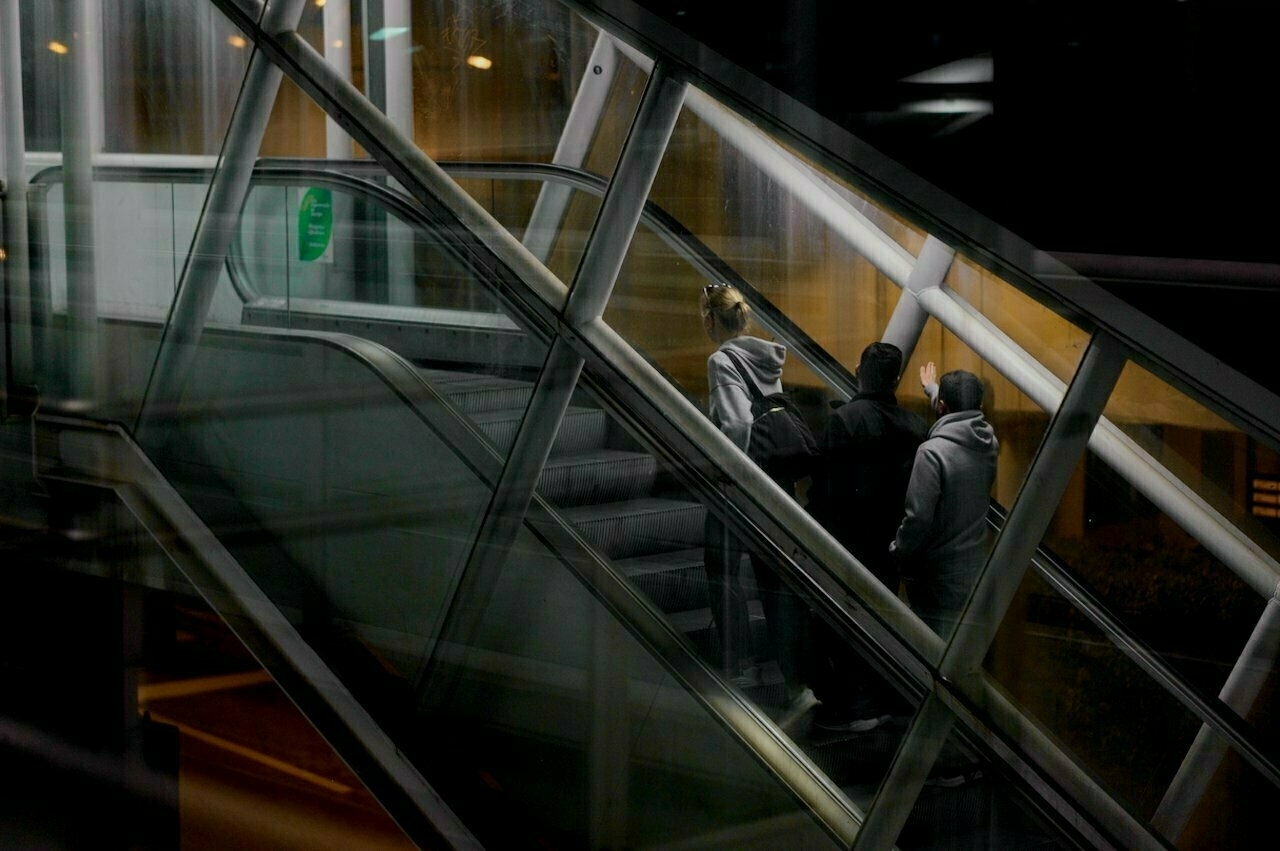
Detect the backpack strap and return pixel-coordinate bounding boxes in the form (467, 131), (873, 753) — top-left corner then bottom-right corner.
(719, 347), (766, 404)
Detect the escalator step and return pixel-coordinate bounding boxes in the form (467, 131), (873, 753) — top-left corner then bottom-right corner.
(472, 405), (607, 457)
(614, 548), (709, 612)
(538, 451), (656, 507)
(669, 600), (768, 659)
(420, 370), (533, 414)
(563, 498), (704, 560)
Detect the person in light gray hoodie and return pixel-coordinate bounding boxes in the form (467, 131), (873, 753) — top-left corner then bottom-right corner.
(891, 365), (998, 639)
(700, 283), (810, 708)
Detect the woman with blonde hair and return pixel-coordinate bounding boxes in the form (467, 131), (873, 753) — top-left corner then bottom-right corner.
(700, 283), (811, 708)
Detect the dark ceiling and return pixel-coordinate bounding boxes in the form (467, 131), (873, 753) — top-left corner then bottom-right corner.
(625, 0), (1280, 266)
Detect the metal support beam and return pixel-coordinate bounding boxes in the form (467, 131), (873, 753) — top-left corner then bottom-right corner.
(566, 62), (686, 325)
(423, 64), (684, 841)
(1153, 592), (1280, 841)
(523, 32), (618, 263)
(138, 0), (308, 433)
(880, 234), (954, 363)
(854, 331), (1128, 850)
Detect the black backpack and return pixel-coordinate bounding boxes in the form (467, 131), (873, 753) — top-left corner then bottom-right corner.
(721, 349), (820, 485)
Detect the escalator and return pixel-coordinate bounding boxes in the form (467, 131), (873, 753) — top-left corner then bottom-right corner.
(11, 1), (1280, 847)
(19, 154), (1092, 848)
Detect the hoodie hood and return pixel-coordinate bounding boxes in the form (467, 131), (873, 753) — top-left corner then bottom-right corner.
(719, 336), (786, 383)
(929, 409), (998, 453)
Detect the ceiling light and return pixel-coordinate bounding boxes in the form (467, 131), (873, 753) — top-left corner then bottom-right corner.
(902, 57), (993, 85)
(466, 55), (493, 70)
(227, 35), (248, 49)
(48, 41), (69, 55)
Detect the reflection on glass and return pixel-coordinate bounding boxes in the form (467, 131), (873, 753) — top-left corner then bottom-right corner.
(235, 179), (506, 315)
(1106, 361), (1280, 567)
(420, 524), (834, 847)
(100, 2), (252, 154)
(989, 567), (1216, 823)
(894, 725), (1063, 850)
(450, 176), (603, 283)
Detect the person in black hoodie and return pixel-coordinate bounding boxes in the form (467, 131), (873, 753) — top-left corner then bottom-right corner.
(892, 366), (999, 640)
(807, 342), (927, 732)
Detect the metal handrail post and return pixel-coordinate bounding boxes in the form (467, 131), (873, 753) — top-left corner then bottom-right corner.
(138, 0), (308, 433)
(855, 331), (1129, 850)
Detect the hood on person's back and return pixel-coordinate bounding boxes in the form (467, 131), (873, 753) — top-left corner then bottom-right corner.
(929, 409), (997, 452)
(720, 336), (786, 382)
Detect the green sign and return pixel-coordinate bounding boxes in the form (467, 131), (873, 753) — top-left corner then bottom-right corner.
(298, 188), (333, 262)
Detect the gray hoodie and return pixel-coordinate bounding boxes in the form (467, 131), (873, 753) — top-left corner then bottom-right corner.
(891, 409), (998, 570)
(707, 336), (786, 451)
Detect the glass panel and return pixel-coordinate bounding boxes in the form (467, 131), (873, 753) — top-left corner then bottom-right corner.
(1106, 361), (1280, 567)
(988, 566), (1231, 827)
(23, 6), (242, 420)
(1169, 741), (1280, 848)
(448, 175), (604, 284)
(631, 101), (904, 383)
(101, 0), (251, 155)
(946, 252), (1092, 385)
(19, 3), (64, 151)
(235, 178), (508, 314)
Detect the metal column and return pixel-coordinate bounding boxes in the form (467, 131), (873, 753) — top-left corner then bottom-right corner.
(57, 0), (100, 405)
(1153, 592), (1280, 841)
(1, 0), (34, 396)
(853, 331), (1128, 851)
(323, 0), (354, 159)
(138, 0), (308, 433)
